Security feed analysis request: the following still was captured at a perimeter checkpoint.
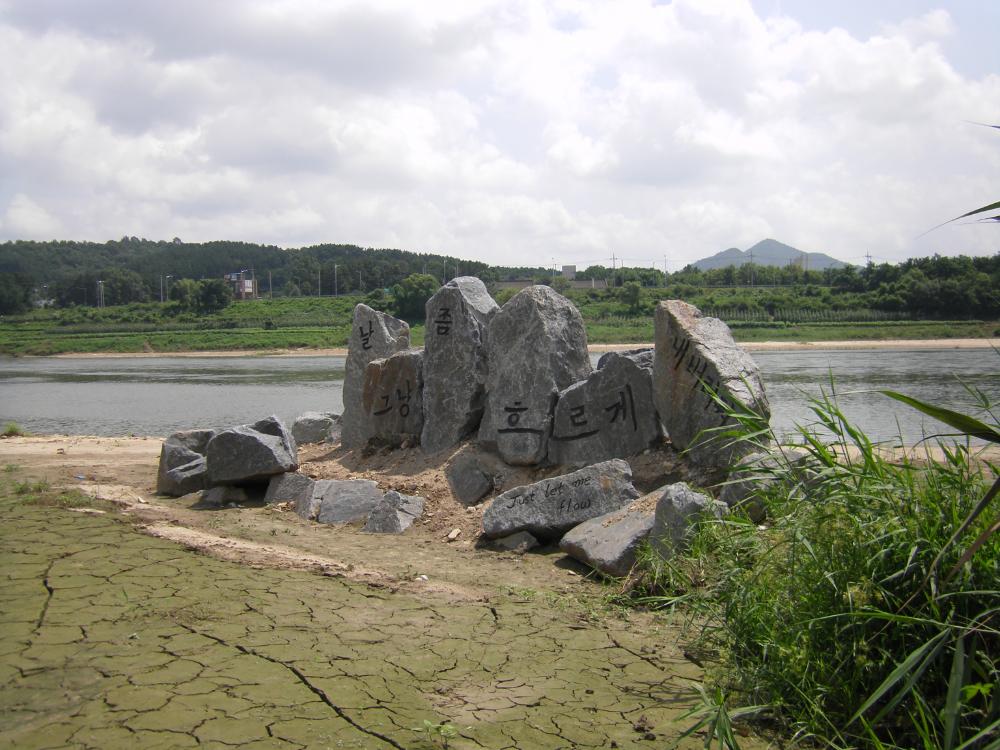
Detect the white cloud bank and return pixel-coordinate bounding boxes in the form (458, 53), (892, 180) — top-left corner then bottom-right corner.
(0, 0), (997, 268)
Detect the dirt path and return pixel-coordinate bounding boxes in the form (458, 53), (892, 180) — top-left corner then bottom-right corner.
(0, 437), (738, 749)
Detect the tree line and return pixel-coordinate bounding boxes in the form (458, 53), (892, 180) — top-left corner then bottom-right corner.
(0, 237), (997, 319)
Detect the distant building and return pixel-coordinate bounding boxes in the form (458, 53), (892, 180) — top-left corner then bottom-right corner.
(225, 269), (258, 300)
(562, 265), (576, 280)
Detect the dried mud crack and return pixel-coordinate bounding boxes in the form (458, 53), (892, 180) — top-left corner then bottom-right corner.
(0, 443), (767, 749)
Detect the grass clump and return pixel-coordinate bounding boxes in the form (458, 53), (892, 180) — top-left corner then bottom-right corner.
(633, 389), (1000, 749)
(2, 421), (28, 437)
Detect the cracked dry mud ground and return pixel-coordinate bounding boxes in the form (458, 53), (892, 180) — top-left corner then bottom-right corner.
(0, 486), (729, 750)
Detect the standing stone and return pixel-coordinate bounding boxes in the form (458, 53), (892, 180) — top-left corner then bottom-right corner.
(481, 459), (639, 540)
(649, 482), (727, 559)
(421, 277), (499, 452)
(341, 305), (410, 448)
(478, 286), (591, 465)
(362, 349), (424, 447)
(205, 416), (298, 485)
(549, 352), (662, 467)
(652, 301), (769, 468)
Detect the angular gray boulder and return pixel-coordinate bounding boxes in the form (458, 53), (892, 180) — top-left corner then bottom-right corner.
(315, 479), (384, 524)
(421, 277), (499, 453)
(205, 416), (298, 485)
(156, 428), (215, 496)
(264, 472), (315, 505)
(341, 305), (410, 448)
(597, 348), (654, 370)
(650, 482), (727, 559)
(362, 349), (424, 447)
(482, 459), (639, 540)
(652, 301), (769, 468)
(291, 412), (341, 445)
(549, 352), (662, 467)
(362, 490), (425, 534)
(446, 452), (496, 506)
(478, 286), (591, 465)
(162, 456), (208, 497)
(559, 493), (658, 577)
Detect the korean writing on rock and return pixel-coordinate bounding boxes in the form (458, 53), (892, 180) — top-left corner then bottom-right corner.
(373, 379), (413, 418)
(670, 333), (735, 424)
(557, 384), (638, 442)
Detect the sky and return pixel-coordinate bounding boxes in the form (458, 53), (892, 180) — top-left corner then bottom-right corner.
(0, 0), (997, 270)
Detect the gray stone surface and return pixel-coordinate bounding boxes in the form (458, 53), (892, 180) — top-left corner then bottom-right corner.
(341, 305), (410, 448)
(559, 495), (657, 577)
(315, 479), (384, 525)
(652, 300), (769, 468)
(264, 472), (315, 505)
(205, 416), (298, 486)
(549, 352), (663, 466)
(362, 349), (424, 447)
(200, 485), (249, 507)
(156, 428), (215, 496)
(291, 412), (341, 444)
(421, 277), (499, 453)
(162, 456), (208, 497)
(650, 482), (727, 559)
(597, 348), (654, 370)
(482, 459), (639, 540)
(478, 285), (591, 465)
(362, 490), (425, 534)
(446, 453), (496, 506)
(490, 531), (540, 554)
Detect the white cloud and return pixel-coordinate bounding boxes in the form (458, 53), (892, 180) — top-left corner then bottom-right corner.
(0, 0), (997, 268)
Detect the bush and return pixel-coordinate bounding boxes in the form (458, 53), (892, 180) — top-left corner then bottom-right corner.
(633, 390), (1000, 748)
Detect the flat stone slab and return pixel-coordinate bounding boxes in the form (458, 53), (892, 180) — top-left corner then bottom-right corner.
(362, 491), (425, 534)
(205, 416), (298, 485)
(478, 285), (591, 465)
(341, 305), (410, 448)
(421, 277), (498, 453)
(291, 412), (341, 444)
(482, 459), (639, 541)
(362, 349), (424, 447)
(549, 352), (662, 467)
(652, 300), (769, 468)
(650, 482), (727, 559)
(559, 493), (658, 577)
(315, 479), (384, 525)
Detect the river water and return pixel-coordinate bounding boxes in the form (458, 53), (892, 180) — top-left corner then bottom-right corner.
(1, 348), (997, 445)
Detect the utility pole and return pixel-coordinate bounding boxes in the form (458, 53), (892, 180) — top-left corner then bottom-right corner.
(334, 264), (338, 297)
(159, 275), (164, 303)
(358, 269), (362, 291)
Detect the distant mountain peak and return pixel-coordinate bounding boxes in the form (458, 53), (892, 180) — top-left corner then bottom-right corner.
(692, 240), (846, 271)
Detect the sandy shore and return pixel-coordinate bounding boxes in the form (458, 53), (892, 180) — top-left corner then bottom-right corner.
(45, 337), (1000, 358)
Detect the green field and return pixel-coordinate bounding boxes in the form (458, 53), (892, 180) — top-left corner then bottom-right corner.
(0, 294), (997, 355)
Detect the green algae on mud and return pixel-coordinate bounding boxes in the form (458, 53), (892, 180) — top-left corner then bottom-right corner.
(0, 482), (726, 750)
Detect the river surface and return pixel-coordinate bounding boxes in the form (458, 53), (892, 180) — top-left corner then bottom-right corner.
(1, 348), (997, 444)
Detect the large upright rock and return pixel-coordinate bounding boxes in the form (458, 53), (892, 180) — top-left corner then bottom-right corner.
(549, 352), (662, 466)
(478, 286), (591, 465)
(481, 459), (639, 540)
(421, 277), (499, 453)
(362, 349), (424, 447)
(205, 416), (298, 485)
(652, 301), (769, 467)
(341, 305), (410, 448)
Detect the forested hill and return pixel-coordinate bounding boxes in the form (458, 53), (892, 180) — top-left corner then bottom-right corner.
(0, 237), (545, 306)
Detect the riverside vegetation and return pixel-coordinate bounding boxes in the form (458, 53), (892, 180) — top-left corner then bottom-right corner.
(625, 379), (1000, 749)
(1, 283), (997, 356)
